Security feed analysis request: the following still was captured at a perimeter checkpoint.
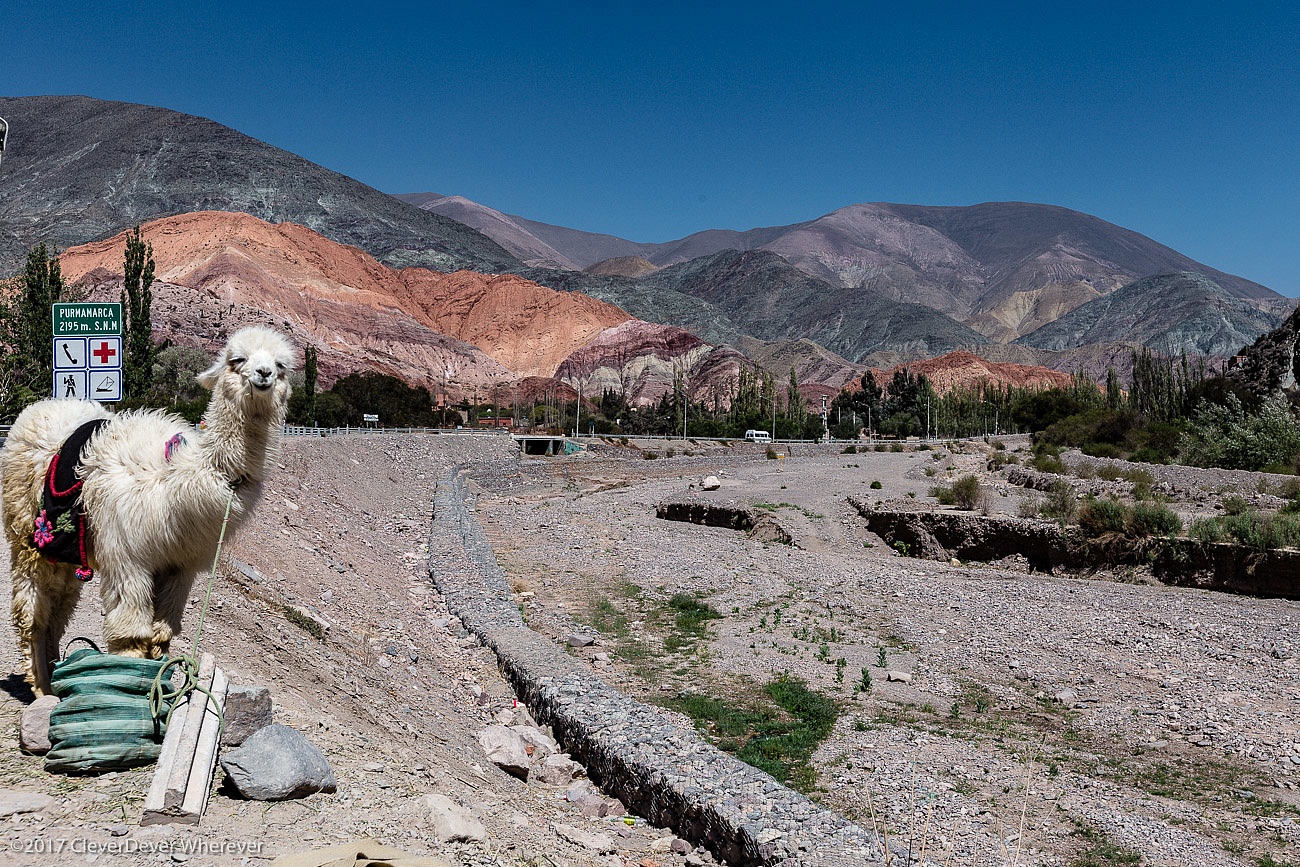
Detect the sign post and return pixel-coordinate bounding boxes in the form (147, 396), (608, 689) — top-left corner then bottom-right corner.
(53, 303), (123, 402)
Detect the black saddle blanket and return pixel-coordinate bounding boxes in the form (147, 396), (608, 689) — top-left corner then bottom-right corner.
(34, 418), (108, 577)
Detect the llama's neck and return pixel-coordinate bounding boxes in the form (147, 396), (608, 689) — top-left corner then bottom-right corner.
(198, 394), (284, 485)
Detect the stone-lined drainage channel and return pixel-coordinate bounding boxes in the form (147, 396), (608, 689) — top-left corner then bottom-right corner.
(429, 469), (881, 867)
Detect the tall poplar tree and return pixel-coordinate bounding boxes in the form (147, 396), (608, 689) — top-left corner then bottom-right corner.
(122, 227), (155, 400)
(303, 344), (318, 425)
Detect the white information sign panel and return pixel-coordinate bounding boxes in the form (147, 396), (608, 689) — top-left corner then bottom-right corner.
(52, 304), (123, 402)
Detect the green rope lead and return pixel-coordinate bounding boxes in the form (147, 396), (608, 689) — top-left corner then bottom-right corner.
(147, 485), (236, 731)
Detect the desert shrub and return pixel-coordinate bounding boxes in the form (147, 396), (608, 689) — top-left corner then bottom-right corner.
(1180, 394), (1300, 471)
(643, 450), (659, 460)
(991, 440), (1006, 451)
(889, 443), (904, 453)
(1074, 461), (1097, 479)
(1031, 442), (1066, 474)
(869, 479), (883, 489)
(1189, 517), (1227, 544)
(842, 445), (857, 454)
(1039, 479), (1077, 522)
(1096, 465), (1124, 482)
(1126, 502), (1182, 537)
(930, 485), (956, 506)
(1221, 494), (1253, 516)
(1124, 468), (1155, 500)
(766, 446), (778, 460)
(1222, 511), (1267, 549)
(1017, 495), (1042, 518)
(1212, 510), (1300, 550)
(1082, 442), (1123, 459)
(1078, 497), (1128, 536)
(950, 475), (983, 510)
(874, 444), (887, 452)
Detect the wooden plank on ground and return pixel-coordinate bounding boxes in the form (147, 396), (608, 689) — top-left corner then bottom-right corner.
(141, 653), (216, 825)
(180, 665), (228, 820)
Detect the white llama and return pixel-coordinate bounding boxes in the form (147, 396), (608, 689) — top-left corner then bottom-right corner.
(2, 327), (295, 694)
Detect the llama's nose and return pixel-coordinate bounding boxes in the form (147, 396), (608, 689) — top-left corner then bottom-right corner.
(256, 365), (273, 379)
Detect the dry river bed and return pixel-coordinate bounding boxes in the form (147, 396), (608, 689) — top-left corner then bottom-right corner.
(479, 440), (1300, 867)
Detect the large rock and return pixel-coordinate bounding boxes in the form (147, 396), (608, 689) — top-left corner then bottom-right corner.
(19, 695), (59, 755)
(219, 724), (337, 800)
(419, 793), (487, 843)
(478, 725), (530, 779)
(511, 725), (559, 760)
(220, 686), (272, 747)
(701, 475), (721, 491)
(554, 822), (617, 854)
(531, 754), (583, 787)
(0, 789), (54, 817)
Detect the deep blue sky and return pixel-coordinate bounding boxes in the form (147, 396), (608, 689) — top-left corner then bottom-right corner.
(6, 2), (1298, 293)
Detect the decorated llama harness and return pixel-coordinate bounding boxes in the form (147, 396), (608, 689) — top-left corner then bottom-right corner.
(33, 418), (109, 581)
(34, 425), (201, 582)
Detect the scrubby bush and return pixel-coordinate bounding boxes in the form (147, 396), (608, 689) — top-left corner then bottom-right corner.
(1074, 461), (1097, 479)
(1082, 442), (1123, 459)
(869, 479), (883, 490)
(842, 445), (857, 454)
(1031, 442), (1067, 474)
(1039, 479), (1077, 522)
(1018, 494), (1042, 518)
(950, 475), (983, 510)
(1096, 465), (1125, 482)
(874, 444), (887, 452)
(1201, 510), (1300, 550)
(1078, 497), (1128, 536)
(1221, 495), (1253, 516)
(1126, 502), (1182, 537)
(930, 485), (956, 506)
(1180, 394), (1300, 471)
(1189, 517), (1228, 544)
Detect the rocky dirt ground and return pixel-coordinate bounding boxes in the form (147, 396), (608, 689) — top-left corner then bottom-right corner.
(0, 432), (698, 867)
(3, 431), (1299, 867)
(479, 436), (1300, 867)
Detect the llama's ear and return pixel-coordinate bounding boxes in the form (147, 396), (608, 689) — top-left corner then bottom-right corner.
(197, 350), (227, 390)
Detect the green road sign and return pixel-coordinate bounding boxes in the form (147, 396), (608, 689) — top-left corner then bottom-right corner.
(53, 303), (122, 336)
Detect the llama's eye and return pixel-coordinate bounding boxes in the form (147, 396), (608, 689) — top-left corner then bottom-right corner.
(229, 356), (246, 367)
(275, 362), (285, 371)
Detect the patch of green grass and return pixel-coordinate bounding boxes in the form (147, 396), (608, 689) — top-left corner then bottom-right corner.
(668, 675), (839, 793)
(283, 605), (325, 640)
(1068, 818), (1142, 866)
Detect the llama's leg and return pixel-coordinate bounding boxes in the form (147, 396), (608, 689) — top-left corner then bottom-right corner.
(100, 566), (158, 658)
(9, 546), (80, 694)
(149, 567), (195, 658)
(43, 568), (83, 669)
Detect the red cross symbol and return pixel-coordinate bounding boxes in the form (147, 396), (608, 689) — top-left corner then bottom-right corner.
(92, 341), (117, 364)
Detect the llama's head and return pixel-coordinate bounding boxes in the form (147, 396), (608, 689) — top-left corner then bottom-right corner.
(198, 327), (296, 413)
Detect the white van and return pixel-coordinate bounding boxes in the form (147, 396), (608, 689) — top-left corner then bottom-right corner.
(744, 430), (772, 444)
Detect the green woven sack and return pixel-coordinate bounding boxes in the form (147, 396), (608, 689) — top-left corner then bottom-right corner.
(44, 644), (175, 774)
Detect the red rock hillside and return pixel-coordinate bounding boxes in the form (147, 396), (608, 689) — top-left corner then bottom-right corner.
(868, 350), (1075, 394)
(57, 212), (634, 387)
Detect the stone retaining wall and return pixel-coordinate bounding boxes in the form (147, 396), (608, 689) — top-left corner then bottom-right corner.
(429, 468), (884, 867)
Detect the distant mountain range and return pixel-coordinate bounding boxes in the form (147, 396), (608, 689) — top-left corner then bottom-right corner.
(0, 96), (516, 275)
(398, 193), (1291, 344)
(0, 95), (1290, 396)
